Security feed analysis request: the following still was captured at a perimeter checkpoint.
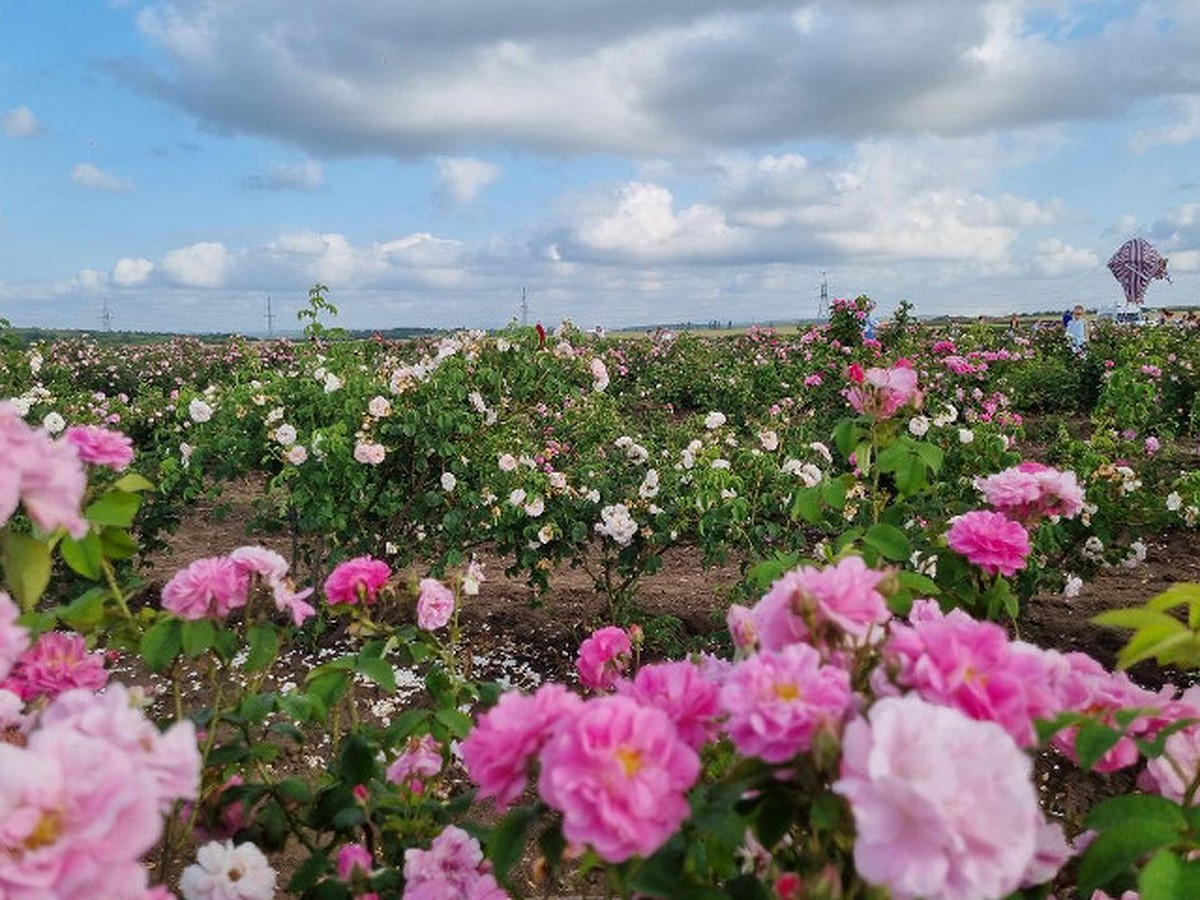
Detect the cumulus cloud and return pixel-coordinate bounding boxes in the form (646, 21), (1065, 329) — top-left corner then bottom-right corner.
(1031, 238), (1098, 276)
(112, 257), (155, 286)
(3, 106), (41, 138)
(71, 163), (134, 192)
(161, 242), (231, 287)
(121, 0), (1200, 157)
(435, 157), (501, 203)
(1131, 97), (1200, 152)
(242, 159), (324, 190)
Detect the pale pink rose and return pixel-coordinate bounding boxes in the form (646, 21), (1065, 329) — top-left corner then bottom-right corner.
(229, 546), (315, 625)
(881, 605), (1057, 747)
(538, 695), (700, 863)
(0, 403), (89, 537)
(324, 556), (390, 605)
(0, 727), (164, 899)
(179, 839), (277, 900)
(162, 557), (251, 620)
(284, 444), (308, 465)
(752, 556), (892, 653)
(416, 578), (455, 630)
(273, 585), (317, 626)
(617, 660), (721, 751)
(975, 461), (1085, 524)
(367, 395), (391, 418)
(720, 643), (853, 762)
(844, 363), (922, 419)
(39, 684), (201, 810)
(1022, 817), (1073, 887)
(63, 424), (135, 471)
(336, 843), (373, 880)
(590, 357), (610, 391)
(575, 625), (632, 690)
(833, 695), (1039, 900)
(461, 683), (584, 811)
(946, 509), (1031, 576)
(353, 441), (386, 465)
(0, 591), (29, 682)
(1, 631), (108, 701)
(1144, 709), (1200, 803)
(403, 825), (507, 900)
(386, 734), (443, 791)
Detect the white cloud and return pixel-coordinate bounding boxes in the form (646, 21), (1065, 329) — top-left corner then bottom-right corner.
(3, 106), (41, 138)
(112, 257), (155, 286)
(435, 157), (502, 203)
(162, 242), (231, 287)
(1031, 238), (1098, 276)
(71, 163), (134, 192)
(1131, 97), (1200, 152)
(243, 159), (324, 190)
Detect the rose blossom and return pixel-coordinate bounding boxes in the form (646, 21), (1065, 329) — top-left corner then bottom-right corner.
(416, 578), (455, 630)
(324, 556), (390, 605)
(179, 840), (277, 900)
(538, 695), (700, 863)
(844, 362), (922, 419)
(946, 509), (1030, 577)
(1, 403), (89, 537)
(403, 825), (507, 900)
(1, 631), (108, 701)
(833, 695), (1039, 900)
(461, 683), (583, 810)
(162, 556), (251, 620)
(617, 660), (722, 750)
(974, 461), (1085, 524)
(337, 843), (373, 881)
(63, 424), (135, 471)
(576, 625), (633, 690)
(386, 734), (443, 792)
(721, 643), (853, 762)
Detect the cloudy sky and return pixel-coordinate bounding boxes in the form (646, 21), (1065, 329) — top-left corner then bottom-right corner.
(2, 0), (1199, 333)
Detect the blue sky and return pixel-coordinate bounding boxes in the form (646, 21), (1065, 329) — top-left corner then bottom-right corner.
(2, 0), (1199, 332)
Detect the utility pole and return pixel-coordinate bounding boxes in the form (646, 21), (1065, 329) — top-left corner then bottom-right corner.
(818, 271), (829, 320)
(265, 295), (276, 336)
(101, 298), (112, 332)
(520, 287), (529, 326)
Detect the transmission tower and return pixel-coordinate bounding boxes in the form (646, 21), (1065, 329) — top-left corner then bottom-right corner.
(817, 271), (829, 320)
(101, 298), (113, 332)
(520, 287), (529, 326)
(265, 295), (276, 336)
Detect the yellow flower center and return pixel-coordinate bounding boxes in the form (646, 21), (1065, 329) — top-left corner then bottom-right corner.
(774, 682), (800, 701)
(23, 809), (64, 851)
(615, 746), (643, 777)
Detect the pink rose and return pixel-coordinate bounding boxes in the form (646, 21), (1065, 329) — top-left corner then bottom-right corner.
(416, 578), (455, 630)
(617, 660), (722, 751)
(975, 461), (1085, 525)
(1, 631), (108, 701)
(324, 556), (390, 605)
(575, 625), (632, 691)
(162, 556), (251, 620)
(63, 424), (135, 471)
(946, 509), (1030, 577)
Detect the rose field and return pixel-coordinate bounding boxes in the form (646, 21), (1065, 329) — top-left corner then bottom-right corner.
(8, 297), (1200, 899)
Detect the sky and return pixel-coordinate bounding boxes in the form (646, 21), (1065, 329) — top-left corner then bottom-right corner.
(2, 0), (1200, 333)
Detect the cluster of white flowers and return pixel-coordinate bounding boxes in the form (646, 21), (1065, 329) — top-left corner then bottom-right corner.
(273, 423), (297, 446)
(705, 411), (727, 430)
(933, 404), (958, 427)
(758, 429), (779, 452)
(524, 496), (545, 517)
(440, 472), (457, 492)
(498, 453), (518, 472)
(1063, 573), (1083, 599)
(1116, 465), (1142, 494)
(1167, 491), (1183, 512)
(615, 435), (649, 464)
(1122, 539), (1148, 569)
(783, 458), (823, 487)
(353, 441), (386, 465)
(679, 439), (703, 470)
(710, 458), (731, 470)
(595, 503), (638, 545)
(41, 411), (66, 434)
(368, 395), (392, 418)
(958, 428), (974, 444)
(188, 397), (214, 423)
(809, 441), (833, 464)
(590, 357), (610, 392)
(548, 471), (568, 491)
(908, 415), (930, 437)
(1082, 535), (1105, 562)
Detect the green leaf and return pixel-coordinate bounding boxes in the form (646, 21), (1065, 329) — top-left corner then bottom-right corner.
(334, 732), (376, 785)
(435, 707), (474, 739)
(1138, 850), (1200, 900)
(1086, 795), (1187, 834)
(245, 624), (279, 673)
(913, 440), (944, 473)
(112, 472), (155, 493)
(864, 522), (910, 561)
(1075, 722), (1125, 771)
(1094, 608), (1190, 631)
(286, 852), (330, 894)
(60, 531), (104, 580)
(99, 527), (139, 560)
(489, 805), (538, 883)
(1078, 823), (1182, 897)
(140, 617), (182, 671)
(832, 419), (860, 459)
(753, 790), (795, 849)
(181, 618), (216, 657)
(84, 491), (141, 528)
(627, 837), (687, 897)
(354, 655), (396, 692)
(3, 532), (52, 612)
(820, 476), (847, 510)
(58, 587), (109, 631)
(790, 486), (821, 524)
(897, 570), (940, 595)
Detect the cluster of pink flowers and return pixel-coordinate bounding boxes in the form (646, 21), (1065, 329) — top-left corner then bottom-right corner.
(402, 825), (507, 899)
(975, 461), (1085, 525)
(0, 683), (200, 898)
(0, 401), (89, 538)
(324, 556), (391, 606)
(945, 509), (1031, 576)
(843, 360), (922, 420)
(163, 546), (314, 624)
